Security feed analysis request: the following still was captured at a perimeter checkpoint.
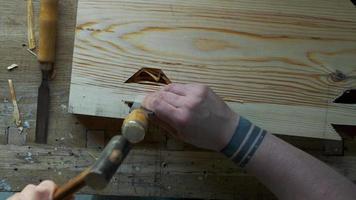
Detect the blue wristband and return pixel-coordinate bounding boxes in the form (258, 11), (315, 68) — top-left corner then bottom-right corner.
(221, 116), (266, 168)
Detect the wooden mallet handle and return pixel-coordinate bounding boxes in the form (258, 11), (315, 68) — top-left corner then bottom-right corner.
(53, 109), (149, 199)
(53, 168), (90, 200)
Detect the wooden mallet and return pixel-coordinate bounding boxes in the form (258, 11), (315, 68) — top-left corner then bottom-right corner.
(53, 105), (149, 200)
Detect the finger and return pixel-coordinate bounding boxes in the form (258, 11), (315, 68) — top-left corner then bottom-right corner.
(143, 94), (179, 127)
(150, 116), (177, 136)
(159, 91), (185, 108)
(152, 116), (183, 141)
(144, 91), (179, 110)
(36, 180), (57, 199)
(163, 83), (187, 96)
(185, 83), (209, 95)
(37, 180), (56, 191)
(143, 92), (158, 111)
(20, 184), (36, 200)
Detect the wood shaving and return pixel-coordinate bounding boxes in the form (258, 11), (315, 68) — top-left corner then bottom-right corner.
(125, 68), (171, 85)
(223, 97), (244, 103)
(27, 0), (36, 50)
(27, 48), (37, 57)
(8, 79), (22, 127)
(87, 151), (98, 160)
(7, 64), (18, 71)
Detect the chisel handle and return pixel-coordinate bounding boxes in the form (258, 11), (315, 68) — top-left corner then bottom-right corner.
(122, 108), (149, 143)
(38, 0), (59, 67)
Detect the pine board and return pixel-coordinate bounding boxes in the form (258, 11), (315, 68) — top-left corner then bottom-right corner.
(69, 0), (356, 140)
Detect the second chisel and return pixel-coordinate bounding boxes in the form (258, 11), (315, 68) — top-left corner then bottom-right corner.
(35, 0), (59, 144)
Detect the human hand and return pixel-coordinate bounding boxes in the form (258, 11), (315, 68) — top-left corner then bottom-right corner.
(143, 83), (239, 151)
(7, 180), (56, 200)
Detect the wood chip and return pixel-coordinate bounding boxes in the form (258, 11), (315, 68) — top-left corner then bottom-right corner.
(125, 68), (171, 85)
(7, 64), (18, 71)
(8, 79), (22, 127)
(26, 48), (37, 57)
(7, 127), (26, 145)
(27, 0), (36, 50)
(222, 97), (244, 104)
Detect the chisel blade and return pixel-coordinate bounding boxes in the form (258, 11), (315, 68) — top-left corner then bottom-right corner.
(35, 71), (50, 144)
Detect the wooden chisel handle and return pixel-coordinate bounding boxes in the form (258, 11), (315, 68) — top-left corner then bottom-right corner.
(38, 0), (59, 68)
(122, 108), (149, 143)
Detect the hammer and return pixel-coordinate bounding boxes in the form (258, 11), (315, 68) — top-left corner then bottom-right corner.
(53, 105), (149, 200)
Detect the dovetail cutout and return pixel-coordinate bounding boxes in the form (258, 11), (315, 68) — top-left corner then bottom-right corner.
(332, 89), (356, 139)
(334, 89), (356, 104)
(125, 68), (171, 86)
(332, 124), (356, 139)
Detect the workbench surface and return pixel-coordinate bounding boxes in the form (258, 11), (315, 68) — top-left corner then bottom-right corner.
(0, 0), (355, 199)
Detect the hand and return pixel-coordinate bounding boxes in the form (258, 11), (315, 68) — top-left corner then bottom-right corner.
(143, 83), (239, 151)
(8, 180), (56, 200)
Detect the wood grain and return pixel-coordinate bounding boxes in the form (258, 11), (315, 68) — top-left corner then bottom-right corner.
(0, 0), (85, 146)
(228, 102), (356, 140)
(69, 0), (356, 139)
(1, 0), (356, 198)
(0, 144), (355, 199)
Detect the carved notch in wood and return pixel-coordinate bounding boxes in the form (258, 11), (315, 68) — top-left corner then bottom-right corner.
(334, 89), (356, 104)
(331, 89), (356, 140)
(125, 68), (171, 86)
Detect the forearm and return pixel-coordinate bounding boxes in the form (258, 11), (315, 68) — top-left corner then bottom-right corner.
(222, 116), (356, 200)
(143, 84), (356, 199)
(247, 133), (356, 200)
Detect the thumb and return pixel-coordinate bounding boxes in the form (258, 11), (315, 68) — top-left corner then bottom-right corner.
(36, 180), (57, 200)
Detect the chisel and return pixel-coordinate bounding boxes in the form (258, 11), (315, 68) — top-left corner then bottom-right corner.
(35, 0), (59, 144)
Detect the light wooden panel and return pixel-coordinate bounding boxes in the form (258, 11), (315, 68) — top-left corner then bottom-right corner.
(69, 0), (356, 140)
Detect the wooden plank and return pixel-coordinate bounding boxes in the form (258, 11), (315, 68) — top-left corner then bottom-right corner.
(0, 0), (88, 146)
(227, 103), (356, 140)
(0, 144), (355, 199)
(86, 130), (105, 149)
(69, 0), (356, 140)
(7, 127), (26, 145)
(0, 0), (355, 198)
